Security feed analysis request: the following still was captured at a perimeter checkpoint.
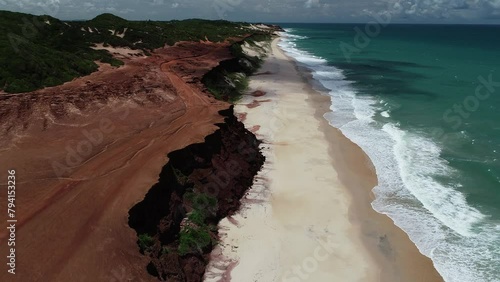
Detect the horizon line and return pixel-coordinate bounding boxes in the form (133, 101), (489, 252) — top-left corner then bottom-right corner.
(2, 9), (500, 26)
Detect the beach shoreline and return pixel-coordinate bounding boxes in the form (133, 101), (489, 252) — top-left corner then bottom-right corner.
(297, 58), (444, 282)
(205, 36), (443, 281)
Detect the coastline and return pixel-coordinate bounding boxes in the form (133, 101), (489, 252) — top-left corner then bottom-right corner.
(205, 37), (444, 281)
(299, 59), (444, 282)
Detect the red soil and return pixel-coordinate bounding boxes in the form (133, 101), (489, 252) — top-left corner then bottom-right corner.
(246, 99), (272, 109)
(0, 41), (238, 282)
(251, 90), (266, 97)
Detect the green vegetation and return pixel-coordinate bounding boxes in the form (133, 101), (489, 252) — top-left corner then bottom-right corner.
(138, 233), (155, 253)
(202, 33), (271, 102)
(178, 226), (212, 256)
(177, 191), (218, 255)
(0, 10), (253, 93)
(184, 191), (218, 211)
(187, 209), (207, 226)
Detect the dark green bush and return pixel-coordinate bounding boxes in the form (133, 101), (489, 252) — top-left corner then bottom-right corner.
(187, 209), (206, 226)
(178, 226), (212, 256)
(138, 233), (155, 252)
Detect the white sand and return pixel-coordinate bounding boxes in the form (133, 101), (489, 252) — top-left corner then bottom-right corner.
(241, 42), (260, 57)
(204, 38), (379, 282)
(91, 43), (145, 59)
(242, 41), (269, 58)
(116, 27), (127, 38)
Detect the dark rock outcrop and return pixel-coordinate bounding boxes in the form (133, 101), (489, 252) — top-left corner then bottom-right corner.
(128, 106), (264, 281)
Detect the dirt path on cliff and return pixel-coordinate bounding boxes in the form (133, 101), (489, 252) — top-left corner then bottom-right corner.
(0, 41), (233, 282)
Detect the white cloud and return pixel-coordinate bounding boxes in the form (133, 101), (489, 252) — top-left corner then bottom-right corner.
(488, 0), (500, 8)
(1, 0), (499, 23)
(83, 2), (95, 10)
(150, 0), (165, 6)
(364, 0), (500, 20)
(304, 0), (320, 8)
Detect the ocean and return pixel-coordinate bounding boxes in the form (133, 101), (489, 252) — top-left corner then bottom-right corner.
(277, 23), (500, 282)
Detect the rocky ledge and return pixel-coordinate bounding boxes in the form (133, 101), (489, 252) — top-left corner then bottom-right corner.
(128, 106), (265, 281)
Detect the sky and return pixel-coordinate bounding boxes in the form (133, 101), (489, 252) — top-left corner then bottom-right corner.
(1, 0), (500, 24)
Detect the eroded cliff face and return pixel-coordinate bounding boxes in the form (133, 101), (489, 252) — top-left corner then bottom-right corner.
(0, 38), (248, 282)
(128, 106), (264, 281)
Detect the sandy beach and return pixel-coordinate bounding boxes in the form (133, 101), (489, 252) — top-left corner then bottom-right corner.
(205, 37), (444, 281)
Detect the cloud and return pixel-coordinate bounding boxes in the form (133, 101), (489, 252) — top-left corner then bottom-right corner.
(1, 0), (499, 23)
(83, 2), (95, 11)
(487, 0), (500, 8)
(366, 0), (500, 21)
(304, 0), (320, 8)
(150, 0), (165, 6)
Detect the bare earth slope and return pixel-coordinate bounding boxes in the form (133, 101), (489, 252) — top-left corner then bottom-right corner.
(0, 41), (235, 281)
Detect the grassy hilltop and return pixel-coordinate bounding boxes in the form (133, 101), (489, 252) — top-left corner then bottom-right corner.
(0, 11), (258, 93)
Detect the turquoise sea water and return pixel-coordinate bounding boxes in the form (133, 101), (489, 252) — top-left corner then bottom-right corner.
(278, 23), (500, 282)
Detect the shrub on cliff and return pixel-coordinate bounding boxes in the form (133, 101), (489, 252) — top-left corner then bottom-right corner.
(138, 233), (155, 253)
(184, 192), (218, 212)
(178, 226), (212, 256)
(202, 34), (270, 102)
(203, 67), (251, 102)
(187, 210), (206, 226)
(179, 192), (218, 256)
(229, 72), (249, 93)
